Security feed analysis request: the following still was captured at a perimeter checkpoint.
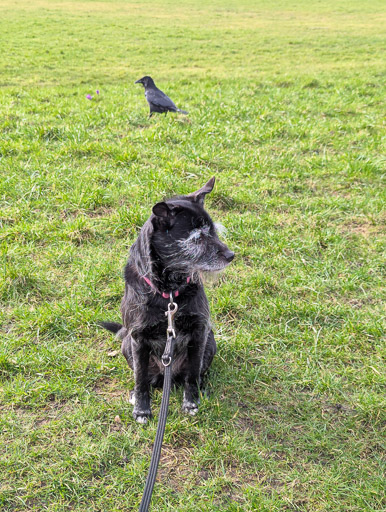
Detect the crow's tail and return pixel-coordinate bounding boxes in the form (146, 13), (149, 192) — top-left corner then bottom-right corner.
(99, 321), (124, 334)
(177, 109), (188, 115)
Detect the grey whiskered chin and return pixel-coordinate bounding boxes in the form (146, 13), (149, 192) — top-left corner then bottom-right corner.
(165, 257), (231, 274)
(199, 269), (225, 284)
(196, 261), (230, 273)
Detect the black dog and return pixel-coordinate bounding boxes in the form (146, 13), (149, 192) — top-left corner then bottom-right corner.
(101, 178), (234, 423)
(135, 76), (188, 118)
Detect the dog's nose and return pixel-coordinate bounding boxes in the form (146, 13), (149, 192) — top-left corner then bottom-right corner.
(223, 249), (235, 262)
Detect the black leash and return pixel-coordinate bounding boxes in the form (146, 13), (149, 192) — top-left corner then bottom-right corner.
(138, 296), (178, 512)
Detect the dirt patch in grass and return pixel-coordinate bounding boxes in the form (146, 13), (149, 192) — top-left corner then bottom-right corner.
(237, 414), (258, 434)
(156, 444), (194, 491)
(225, 463), (264, 488)
(85, 207), (115, 218)
(339, 219), (384, 238)
(344, 297), (380, 309)
(93, 377), (127, 401)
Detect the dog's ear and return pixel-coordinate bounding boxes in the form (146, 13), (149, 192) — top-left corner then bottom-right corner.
(152, 202), (171, 218)
(188, 177), (215, 205)
(152, 202), (181, 228)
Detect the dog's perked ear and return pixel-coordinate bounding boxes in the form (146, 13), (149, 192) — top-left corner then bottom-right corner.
(188, 177), (215, 205)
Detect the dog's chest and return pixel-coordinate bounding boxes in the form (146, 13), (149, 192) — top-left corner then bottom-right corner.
(150, 330), (191, 358)
(138, 308), (204, 357)
(143, 321), (191, 354)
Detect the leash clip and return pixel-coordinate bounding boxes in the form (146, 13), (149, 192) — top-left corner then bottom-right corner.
(162, 296), (178, 367)
(165, 295), (178, 339)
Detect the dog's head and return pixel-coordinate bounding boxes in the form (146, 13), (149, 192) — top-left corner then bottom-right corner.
(150, 177), (234, 273)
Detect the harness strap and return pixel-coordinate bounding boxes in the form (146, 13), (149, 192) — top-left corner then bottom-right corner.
(142, 276), (191, 299)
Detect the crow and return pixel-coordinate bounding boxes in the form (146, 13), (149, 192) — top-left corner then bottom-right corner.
(135, 76), (188, 118)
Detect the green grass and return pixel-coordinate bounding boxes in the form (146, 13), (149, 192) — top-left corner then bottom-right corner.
(0, 0), (385, 510)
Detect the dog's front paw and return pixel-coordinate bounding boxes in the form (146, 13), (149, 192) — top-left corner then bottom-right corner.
(133, 408), (152, 424)
(135, 415), (149, 424)
(182, 398), (199, 416)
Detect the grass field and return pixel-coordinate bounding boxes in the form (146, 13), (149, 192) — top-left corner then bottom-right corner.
(0, 0), (385, 510)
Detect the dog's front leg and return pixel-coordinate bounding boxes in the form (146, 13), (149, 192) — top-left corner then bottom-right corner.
(182, 335), (204, 416)
(132, 339), (152, 424)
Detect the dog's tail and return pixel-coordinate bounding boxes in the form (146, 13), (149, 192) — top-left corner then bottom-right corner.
(99, 321), (124, 335)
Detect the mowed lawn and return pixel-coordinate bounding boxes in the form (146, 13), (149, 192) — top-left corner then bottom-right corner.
(0, 0), (385, 510)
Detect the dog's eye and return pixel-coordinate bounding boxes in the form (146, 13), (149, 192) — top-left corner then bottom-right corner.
(193, 217), (205, 229)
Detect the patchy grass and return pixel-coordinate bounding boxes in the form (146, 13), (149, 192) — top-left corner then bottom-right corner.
(0, 0), (385, 510)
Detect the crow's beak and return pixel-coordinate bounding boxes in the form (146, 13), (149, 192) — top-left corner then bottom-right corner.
(135, 79), (142, 84)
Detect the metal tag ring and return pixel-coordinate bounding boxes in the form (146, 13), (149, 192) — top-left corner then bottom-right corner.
(162, 356), (172, 367)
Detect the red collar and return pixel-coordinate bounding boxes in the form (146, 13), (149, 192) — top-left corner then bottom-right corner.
(142, 276), (191, 299)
